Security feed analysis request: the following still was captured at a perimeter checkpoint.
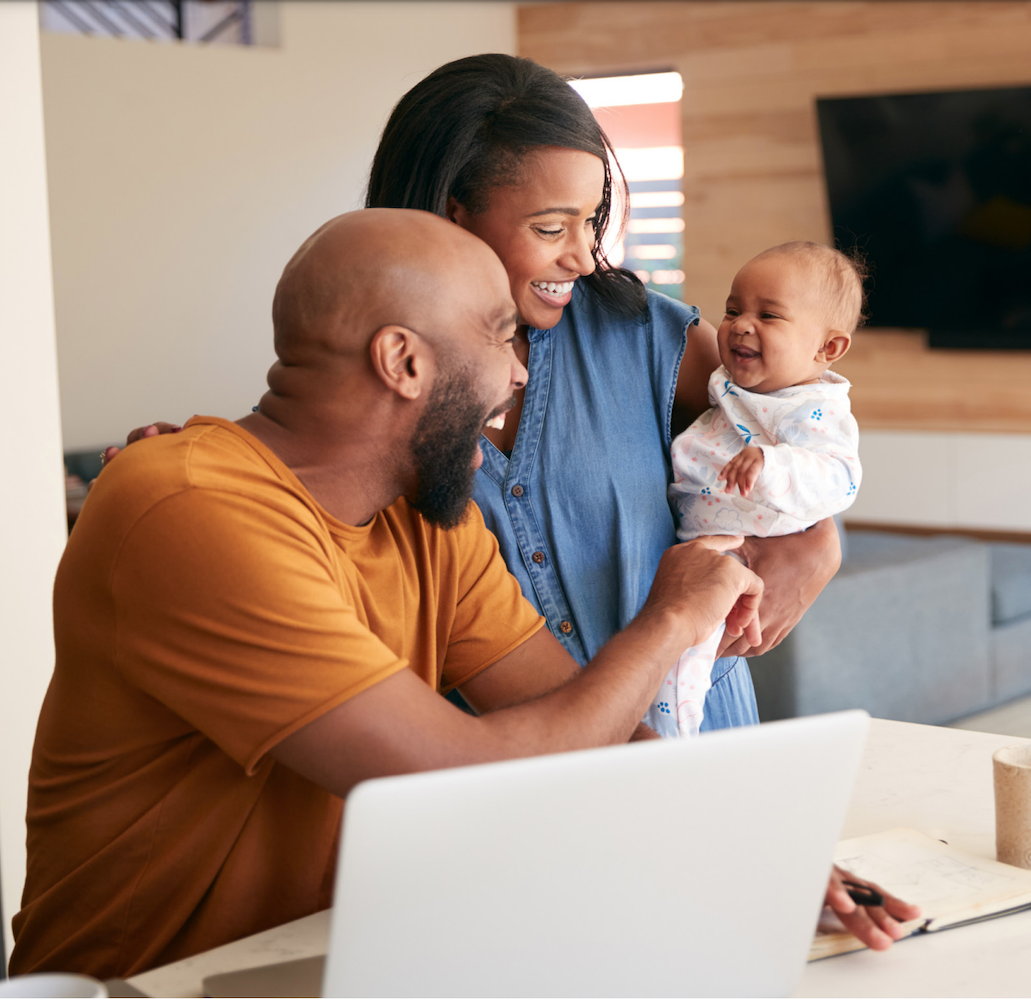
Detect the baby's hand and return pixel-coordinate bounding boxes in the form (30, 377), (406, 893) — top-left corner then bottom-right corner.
(718, 446), (764, 497)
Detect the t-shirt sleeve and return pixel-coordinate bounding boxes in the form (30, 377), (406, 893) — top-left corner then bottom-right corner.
(439, 503), (546, 692)
(111, 488), (407, 774)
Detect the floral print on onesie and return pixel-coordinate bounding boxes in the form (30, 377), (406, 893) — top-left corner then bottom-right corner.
(643, 365), (861, 739)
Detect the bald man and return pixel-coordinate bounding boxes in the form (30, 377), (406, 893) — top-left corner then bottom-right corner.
(12, 211), (762, 978)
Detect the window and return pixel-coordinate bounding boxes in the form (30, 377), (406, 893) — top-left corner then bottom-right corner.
(570, 72), (686, 300)
(41, 1), (254, 45)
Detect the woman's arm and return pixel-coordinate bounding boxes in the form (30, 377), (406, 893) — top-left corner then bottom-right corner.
(672, 316), (721, 435)
(718, 516), (842, 657)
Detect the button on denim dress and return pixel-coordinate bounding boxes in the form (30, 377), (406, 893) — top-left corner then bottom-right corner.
(471, 285), (758, 732)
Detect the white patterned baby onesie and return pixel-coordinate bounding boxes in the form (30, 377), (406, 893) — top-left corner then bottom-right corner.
(644, 366), (861, 739)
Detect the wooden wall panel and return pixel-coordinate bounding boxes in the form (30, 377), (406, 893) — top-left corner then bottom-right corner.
(518, 1), (1031, 432)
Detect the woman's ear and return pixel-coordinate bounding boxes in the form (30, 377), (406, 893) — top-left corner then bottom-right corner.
(369, 325), (431, 401)
(817, 332), (852, 365)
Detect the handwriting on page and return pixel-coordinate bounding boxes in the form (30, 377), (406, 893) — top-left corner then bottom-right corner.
(835, 830), (1022, 914)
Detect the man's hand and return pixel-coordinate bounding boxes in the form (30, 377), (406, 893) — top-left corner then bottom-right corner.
(824, 866), (922, 950)
(645, 535), (763, 652)
(718, 446), (764, 497)
(717, 517), (840, 657)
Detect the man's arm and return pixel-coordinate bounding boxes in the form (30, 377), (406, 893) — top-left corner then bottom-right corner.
(272, 535), (761, 798)
(456, 625), (578, 713)
(456, 629), (662, 742)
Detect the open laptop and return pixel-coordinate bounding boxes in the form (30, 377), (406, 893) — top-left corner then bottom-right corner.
(205, 709), (868, 997)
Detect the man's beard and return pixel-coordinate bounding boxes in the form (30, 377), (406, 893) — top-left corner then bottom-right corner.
(408, 363), (492, 530)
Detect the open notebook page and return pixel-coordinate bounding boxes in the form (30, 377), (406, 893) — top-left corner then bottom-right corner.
(810, 827), (1031, 961)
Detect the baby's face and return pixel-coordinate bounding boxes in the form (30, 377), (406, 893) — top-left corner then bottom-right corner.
(717, 255), (836, 394)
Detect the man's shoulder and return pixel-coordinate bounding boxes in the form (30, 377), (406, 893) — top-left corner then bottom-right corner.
(175, 416), (287, 486)
(81, 417), (315, 544)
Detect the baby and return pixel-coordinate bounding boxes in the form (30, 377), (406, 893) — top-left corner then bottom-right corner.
(646, 241), (864, 738)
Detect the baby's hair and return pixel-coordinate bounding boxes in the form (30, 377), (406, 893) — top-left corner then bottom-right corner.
(754, 241), (868, 334)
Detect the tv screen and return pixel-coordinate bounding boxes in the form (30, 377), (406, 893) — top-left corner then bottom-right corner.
(817, 85), (1031, 348)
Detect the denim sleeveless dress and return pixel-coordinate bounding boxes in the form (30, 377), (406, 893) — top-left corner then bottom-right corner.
(471, 285), (758, 732)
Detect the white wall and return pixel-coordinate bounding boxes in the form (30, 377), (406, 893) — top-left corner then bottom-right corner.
(0, 0), (514, 962)
(42, 1), (517, 450)
(0, 1), (68, 962)
(850, 430), (1031, 533)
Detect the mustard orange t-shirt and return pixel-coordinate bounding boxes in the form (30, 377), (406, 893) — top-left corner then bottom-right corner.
(11, 417), (543, 978)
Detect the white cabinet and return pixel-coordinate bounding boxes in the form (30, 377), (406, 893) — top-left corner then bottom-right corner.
(850, 431), (1031, 532)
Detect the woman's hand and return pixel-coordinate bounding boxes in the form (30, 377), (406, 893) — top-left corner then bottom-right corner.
(824, 865), (922, 950)
(717, 516), (841, 657)
(100, 422), (182, 468)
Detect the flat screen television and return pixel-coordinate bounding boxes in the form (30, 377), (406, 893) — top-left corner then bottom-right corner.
(817, 85), (1031, 349)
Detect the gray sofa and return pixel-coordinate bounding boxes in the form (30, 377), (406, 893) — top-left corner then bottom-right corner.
(747, 529), (1031, 725)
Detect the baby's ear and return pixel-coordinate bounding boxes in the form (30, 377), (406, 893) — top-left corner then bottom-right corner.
(817, 331), (851, 364)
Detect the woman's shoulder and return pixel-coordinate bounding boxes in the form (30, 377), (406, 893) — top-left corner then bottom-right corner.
(567, 283), (700, 335)
(643, 287), (701, 329)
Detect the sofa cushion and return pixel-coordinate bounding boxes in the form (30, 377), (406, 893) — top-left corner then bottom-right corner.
(989, 543), (1031, 625)
(64, 449), (107, 482)
(748, 531), (992, 725)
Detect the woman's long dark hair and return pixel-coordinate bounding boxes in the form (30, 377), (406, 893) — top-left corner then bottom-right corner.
(366, 53), (646, 318)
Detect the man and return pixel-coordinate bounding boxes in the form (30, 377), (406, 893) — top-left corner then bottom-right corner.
(11, 210), (908, 978)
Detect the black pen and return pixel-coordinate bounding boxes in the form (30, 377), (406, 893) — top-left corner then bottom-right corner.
(843, 879), (884, 907)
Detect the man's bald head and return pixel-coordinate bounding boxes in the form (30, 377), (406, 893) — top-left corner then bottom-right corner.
(271, 208), (513, 364)
(244, 209), (525, 528)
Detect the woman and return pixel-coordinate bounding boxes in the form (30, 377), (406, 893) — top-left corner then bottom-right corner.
(366, 53), (839, 729)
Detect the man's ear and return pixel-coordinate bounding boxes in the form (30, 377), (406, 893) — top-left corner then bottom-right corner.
(445, 196), (469, 228)
(817, 332), (851, 364)
(369, 325), (431, 401)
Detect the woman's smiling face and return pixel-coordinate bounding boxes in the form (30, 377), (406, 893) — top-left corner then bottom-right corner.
(448, 146), (605, 331)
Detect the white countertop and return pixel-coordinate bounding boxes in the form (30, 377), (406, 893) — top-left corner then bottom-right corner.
(797, 719), (1031, 998)
(129, 718), (1031, 998)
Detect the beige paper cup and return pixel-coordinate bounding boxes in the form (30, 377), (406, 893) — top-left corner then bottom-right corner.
(993, 741), (1031, 869)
